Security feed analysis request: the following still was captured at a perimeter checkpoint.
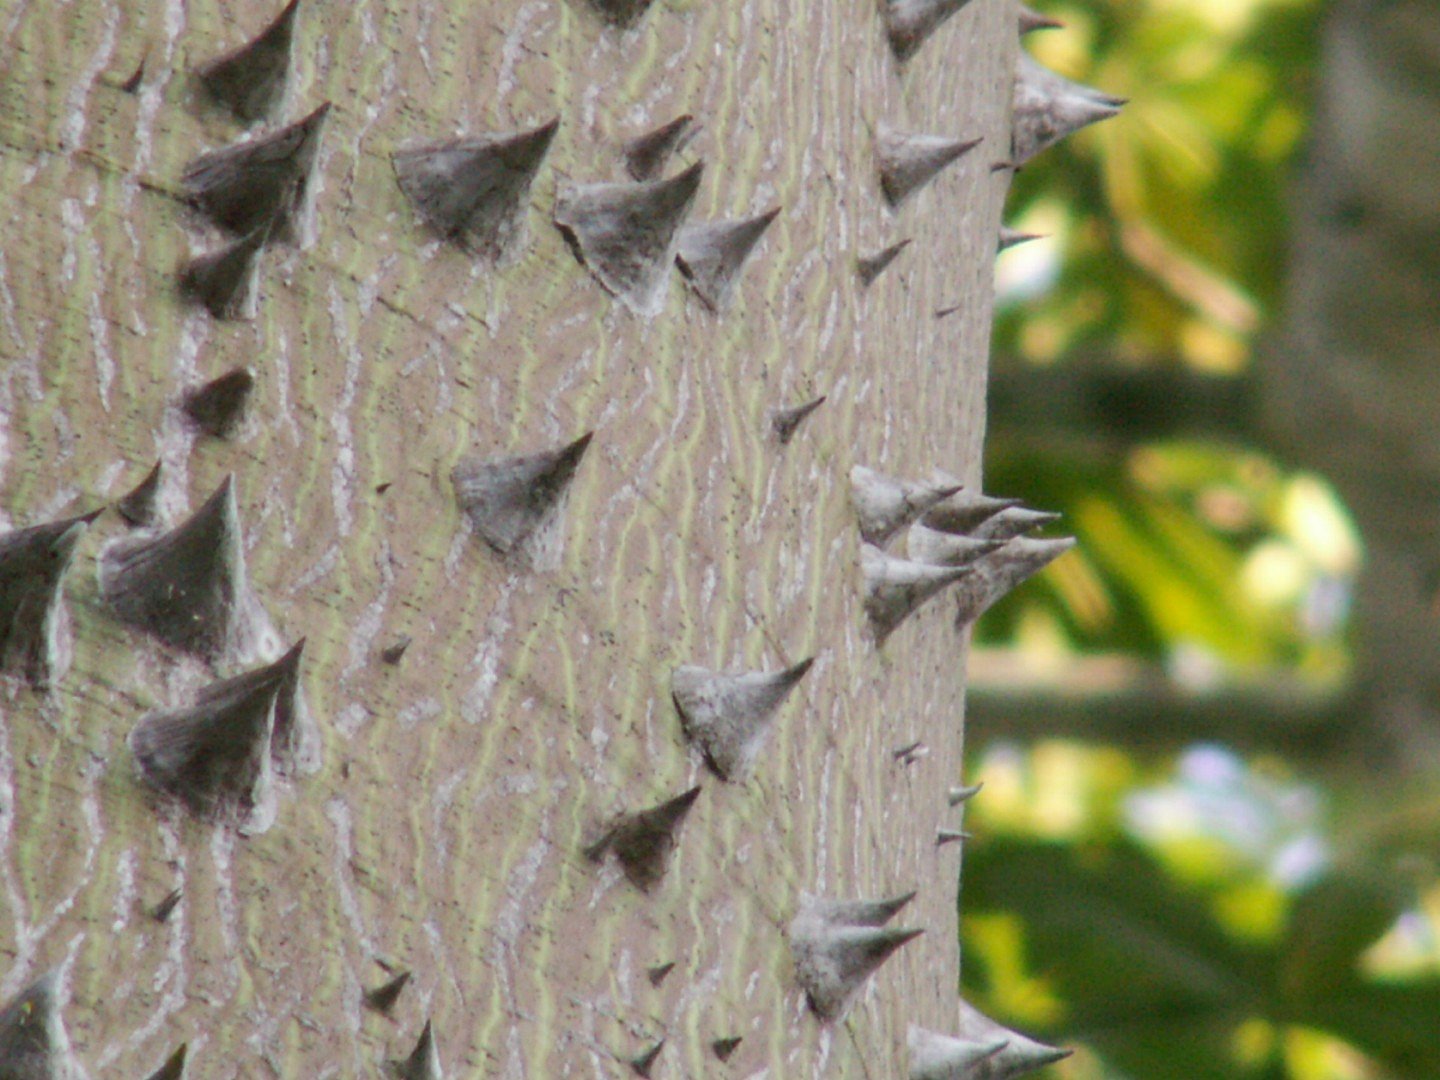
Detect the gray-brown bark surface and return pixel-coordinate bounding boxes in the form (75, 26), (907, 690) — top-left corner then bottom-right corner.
(0, 0), (1009, 1074)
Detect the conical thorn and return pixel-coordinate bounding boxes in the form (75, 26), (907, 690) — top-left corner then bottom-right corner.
(589, 787), (701, 892)
(955, 536), (1076, 628)
(862, 544), (969, 643)
(947, 782), (983, 806)
(646, 962), (675, 987)
(196, 0), (301, 124)
(712, 1036), (743, 1061)
(146, 1042), (190, 1080)
(772, 395), (826, 444)
(182, 367), (256, 438)
(857, 239), (911, 287)
(1016, 1), (1063, 34)
(851, 466), (962, 547)
(0, 972), (81, 1080)
(789, 901), (924, 1022)
(386, 1019), (442, 1080)
(885, 0), (975, 63)
(629, 1039), (664, 1077)
(117, 460), (164, 527)
(180, 222), (271, 320)
(907, 1024), (1008, 1079)
(876, 128), (980, 207)
(906, 524), (1006, 568)
(365, 970), (412, 1016)
(623, 114), (699, 181)
(672, 657), (812, 781)
(998, 226), (1044, 252)
(1012, 52), (1122, 166)
(676, 206), (780, 312)
(0, 508), (100, 687)
(954, 999), (1073, 1077)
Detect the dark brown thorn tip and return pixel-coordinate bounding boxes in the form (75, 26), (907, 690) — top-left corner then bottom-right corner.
(857, 239), (911, 287)
(197, 0), (302, 124)
(117, 460), (164, 527)
(182, 367), (256, 438)
(772, 395), (826, 444)
(365, 970), (412, 1016)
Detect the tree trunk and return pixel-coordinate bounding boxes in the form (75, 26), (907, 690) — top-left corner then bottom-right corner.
(0, 0), (1009, 1075)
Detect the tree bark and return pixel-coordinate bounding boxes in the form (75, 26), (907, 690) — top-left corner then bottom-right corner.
(0, 0), (1009, 1075)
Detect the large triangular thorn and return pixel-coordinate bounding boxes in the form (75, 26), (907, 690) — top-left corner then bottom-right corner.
(906, 524), (1006, 568)
(146, 1042), (190, 1080)
(772, 395), (826, 444)
(857, 239), (910, 287)
(970, 505), (1063, 542)
(451, 432), (592, 571)
(998, 225), (1044, 252)
(805, 890), (917, 928)
(907, 1025), (1008, 1079)
(884, 0), (974, 63)
(851, 466), (962, 548)
(0, 972), (80, 1080)
(918, 483), (1024, 535)
(877, 128), (980, 207)
(386, 1019), (443, 1080)
(0, 508), (100, 688)
(672, 657), (812, 781)
(99, 475), (256, 659)
(1016, 1), (1063, 34)
(646, 962), (675, 987)
(183, 101), (330, 239)
(712, 1036), (743, 1061)
(554, 162), (704, 317)
(629, 1039), (664, 1077)
(196, 0), (301, 124)
(129, 651), (300, 833)
(955, 999), (1072, 1077)
(117, 461), (164, 527)
(862, 544), (970, 643)
(1012, 52), (1123, 166)
(947, 781), (983, 806)
(588, 787), (701, 892)
(365, 970), (412, 1016)
(789, 902), (924, 1022)
(955, 536), (1076, 628)
(676, 206), (779, 313)
(393, 118), (559, 260)
(179, 222), (270, 319)
(587, 0), (656, 28)
(264, 638), (320, 776)
(623, 114), (699, 181)
(182, 367), (256, 438)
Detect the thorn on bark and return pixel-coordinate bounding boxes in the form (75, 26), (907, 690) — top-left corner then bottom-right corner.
(0, 508), (101, 688)
(876, 128), (980, 207)
(623, 115), (699, 182)
(365, 971), (412, 1016)
(646, 962), (675, 987)
(380, 636), (412, 665)
(998, 225), (1044, 252)
(935, 829), (969, 847)
(586, 787), (701, 892)
(385, 1019), (442, 1080)
(586, 0), (656, 28)
(182, 367), (256, 438)
(1016, 1), (1064, 35)
(672, 657), (812, 781)
(393, 118), (559, 260)
(629, 1039), (664, 1077)
(951, 1000), (1073, 1077)
(196, 0), (301, 124)
(856, 239), (911, 287)
(712, 1036), (742, 1061)
(145, 1042), (190, 1080)
(179, 224), (270, 320)
(121, 54), (147, 93)
(150, 887), (183, 922)
(1012, 52), (1123, 166)
(771, 395), (826, 444)
(862, 543), (970, 644)
(851, 466), (962, 548)
(947, 782), (983, 806)
(553, 162), (704, 317)
(0, 973), (80, 1080)
(905, 525), (1005, 568)
(954, 536), (1076, 628)
(676, 207), (780, 313)
(884, 0), (974, 63)
(183, 102), (330, 239)
(451, 432), (593, 571)
(917, 484), (1024, 535)
(906, 1024), (1008, 1079)
(117, 461), (164, 527)
(788, 894), (924, 1022)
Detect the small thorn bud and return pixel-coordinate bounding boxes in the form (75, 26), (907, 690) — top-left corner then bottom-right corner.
(893, 740), (927, 765)
(180, 222), (270, 320)
(876, 128), (980, 207)
(947, 782), (983, 806)
(1012, 52), (1122, 166)
(182, 367), (256, 438)
(676, 207), (780, 312)
(150, 887), (183, 922)
(451, 432), (592, 571)
(196, 0), (301, 124)
(393, 118), (558, 260)
(856, 239), (911, 287)
(554, 162), (704, 317)
(789, 895), (924, 1021)
(862, 544), (970, 643)
(381, 635), (412, 665)
(629, 1039), (664, 1077)
(365, 971), (412, 1016)
(0, 508), (100, 687)
(587, 787), (701, 892)
(117, 461), (164, 527)
(673, 658), (812, 781)
(146, 1042), (189, 1080)
(851, 466), (961, 548)
(623, 115), (699, 181)
(183, 102), (330, 240)
(712, 1036), (743, 1061)
(998, 226), (1044, 252)
(954, 536), (1076, 628)
(1016, 1), (1063, 34)
(121, 55), (147, 93)
(884, 0), (975, 63)
(906, 524), (1006, 568)
(907, 1024), (1008, 1079)
(0, 972), (81, 1080)
(935, 829), (969, 847)
(386, 1019), (443, 1080)
(771, 395), (826, 444)
(587, 0), (656, 28)
(99, 476), (262, 660)
(954, 999), (1072, 1077)
(646, 962), (675, 987)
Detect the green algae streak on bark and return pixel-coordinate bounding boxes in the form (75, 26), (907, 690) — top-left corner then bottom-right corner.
(0, 0), (1011, 1074)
